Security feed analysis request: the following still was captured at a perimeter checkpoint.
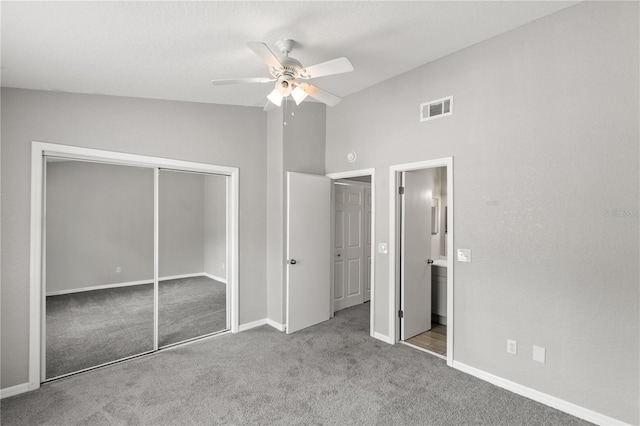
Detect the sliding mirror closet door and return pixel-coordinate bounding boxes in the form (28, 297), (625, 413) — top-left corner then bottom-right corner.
(158, 170), (228, 347)
(45, 159), (154, 379)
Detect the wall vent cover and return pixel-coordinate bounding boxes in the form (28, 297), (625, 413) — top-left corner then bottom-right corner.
(420, 96), (453, 122)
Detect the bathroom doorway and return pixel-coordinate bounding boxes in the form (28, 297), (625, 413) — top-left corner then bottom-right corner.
(390, 158), (454, 364)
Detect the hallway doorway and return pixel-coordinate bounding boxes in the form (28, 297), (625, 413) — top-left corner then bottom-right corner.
(326, 169), (375, 338)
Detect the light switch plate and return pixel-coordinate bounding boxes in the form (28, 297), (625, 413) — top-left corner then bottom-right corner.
(457, 248), (471, 262)
(378, 243), (388, 254)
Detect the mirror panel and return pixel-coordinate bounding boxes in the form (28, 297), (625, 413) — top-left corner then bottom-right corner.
(45, 159), (154, 379)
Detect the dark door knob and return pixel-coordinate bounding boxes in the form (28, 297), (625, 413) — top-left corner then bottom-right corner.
(288, 259), (297, 265)
(426, 259), (434, 264)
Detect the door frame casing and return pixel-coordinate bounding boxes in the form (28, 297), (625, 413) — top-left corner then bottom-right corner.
(326, 168), (375, 339)
(389, 157), (454, 366)
(29, 141), (240, 390)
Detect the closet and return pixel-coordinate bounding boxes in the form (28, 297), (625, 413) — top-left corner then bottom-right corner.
(44, 158), (229, 380)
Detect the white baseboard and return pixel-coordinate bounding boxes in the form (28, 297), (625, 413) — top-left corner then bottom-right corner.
(1, 382), (29, 399)
(266, 319), (285, 332)
(452, 361), (629, 426)
(238, 318), (267, 332)
(159, 272), (207, 281)
(238, 318), (285, 332)
(46, 272), (226, 296)
(373, 331), (393, 344)
(46, 279), (153, 296)
(203, 273), (227, 284)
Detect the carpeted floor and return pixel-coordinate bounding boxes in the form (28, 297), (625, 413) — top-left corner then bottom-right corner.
(46, 276), (226, 379)
(4, 303), (589, 425)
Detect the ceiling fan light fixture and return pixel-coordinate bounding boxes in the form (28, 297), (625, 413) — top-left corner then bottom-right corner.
(291, 86), (308, 105)
(267, 89), (283, 106)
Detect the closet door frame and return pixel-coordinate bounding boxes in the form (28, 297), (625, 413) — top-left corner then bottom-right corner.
(29, 141), (239, 390)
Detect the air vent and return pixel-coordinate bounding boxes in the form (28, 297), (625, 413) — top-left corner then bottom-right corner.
(420, 96), (453, 122)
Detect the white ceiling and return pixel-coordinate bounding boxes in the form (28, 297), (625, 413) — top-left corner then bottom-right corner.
(1, 1), (579, 107)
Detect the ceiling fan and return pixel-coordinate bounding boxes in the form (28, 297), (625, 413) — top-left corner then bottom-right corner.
(211, 39), (354, 108)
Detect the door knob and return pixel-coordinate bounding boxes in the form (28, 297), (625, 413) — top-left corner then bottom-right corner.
(426, 259), (434, 264)
(288, 259), (297, 265)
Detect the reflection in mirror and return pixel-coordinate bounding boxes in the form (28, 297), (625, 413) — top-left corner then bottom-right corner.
(158, 170), (228, 347)
(431, 198), (440, 235)
(45, 159), (154, 379)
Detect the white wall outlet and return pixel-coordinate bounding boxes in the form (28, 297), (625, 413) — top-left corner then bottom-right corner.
(115, 266), (121, 273)
(221, 263), (225, 270)
(533, 345), (546, 363)
(378, 243), (388, 254)
(457, 248), (472, 262)
(507, 339), (517, 355)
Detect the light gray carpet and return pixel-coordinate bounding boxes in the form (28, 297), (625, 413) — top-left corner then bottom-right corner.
(46, 276), (226, 379)
(4, 303), (589, 425)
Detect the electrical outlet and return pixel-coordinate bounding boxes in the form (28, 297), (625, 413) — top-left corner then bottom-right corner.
(507, 340), (517, 355)
(116, 267), (121, 273)
(221, 263), (225, 270)
(533, 346), (546, 363)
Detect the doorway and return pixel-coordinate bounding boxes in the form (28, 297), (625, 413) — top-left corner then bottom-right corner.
(390, 158), (454, 365)
(29, 142), (239, 390)
(326, 169), (375, 338)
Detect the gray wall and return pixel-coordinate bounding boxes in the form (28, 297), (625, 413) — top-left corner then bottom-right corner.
(266, 102), (326, 325)
(203, 174), (227, 279)
(46, 161), (154, 292)
(47, 164), (229, 292)
(325, 2), (638, 423)
(158, 170), (205, 277)
(1, 88), (267, 388)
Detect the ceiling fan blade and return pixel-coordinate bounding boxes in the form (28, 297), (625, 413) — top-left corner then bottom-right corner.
(298, 83), (342, 107)
(246, 41), (283, 70)
(211, 77), (275, 85)
(300, 57), (354, 79)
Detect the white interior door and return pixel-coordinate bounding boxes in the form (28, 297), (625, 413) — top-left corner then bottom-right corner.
(333, 183), (365, 311)
(400, 170), (433, 340)
(286, 172), (331, 334)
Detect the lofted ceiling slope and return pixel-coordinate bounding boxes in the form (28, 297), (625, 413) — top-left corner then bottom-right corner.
(1, 1), (579, 107)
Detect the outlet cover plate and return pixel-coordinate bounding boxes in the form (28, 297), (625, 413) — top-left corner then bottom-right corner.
(533, 346), (546, 363)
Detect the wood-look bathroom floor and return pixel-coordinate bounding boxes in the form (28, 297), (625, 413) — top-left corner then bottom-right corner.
(406, 323), (447, 356)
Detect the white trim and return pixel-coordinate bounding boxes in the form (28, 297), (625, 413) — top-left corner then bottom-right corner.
(266, 319), (286, 332)
(0, 383), (30, 399)
(45, 279), (153, 296)
(45, 273), (226, 296)
(30, 145), (43, 392)
(452, 361), (629, 426)
(389, 157), (454, 367)
(238, 318), (268, 332)
(30, 141), (240, 386)
(326, 168), (376, 340)
(372, 331), (393, 344)
(159, 272), (205, 281)
(203, 273), (228, 284)
(399, 340), (447, 360)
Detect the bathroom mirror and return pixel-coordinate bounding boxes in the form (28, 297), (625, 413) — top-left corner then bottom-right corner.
(431, 198), (440, 235)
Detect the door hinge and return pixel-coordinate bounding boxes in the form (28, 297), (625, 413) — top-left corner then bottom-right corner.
(398, 186), (405, 195)
(398, 310), (404, 318)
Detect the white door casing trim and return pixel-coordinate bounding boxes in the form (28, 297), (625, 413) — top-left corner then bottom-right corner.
(389, 158), (454, 366)
(29, 141), (240, 390)
(326, 168), (375, 339)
